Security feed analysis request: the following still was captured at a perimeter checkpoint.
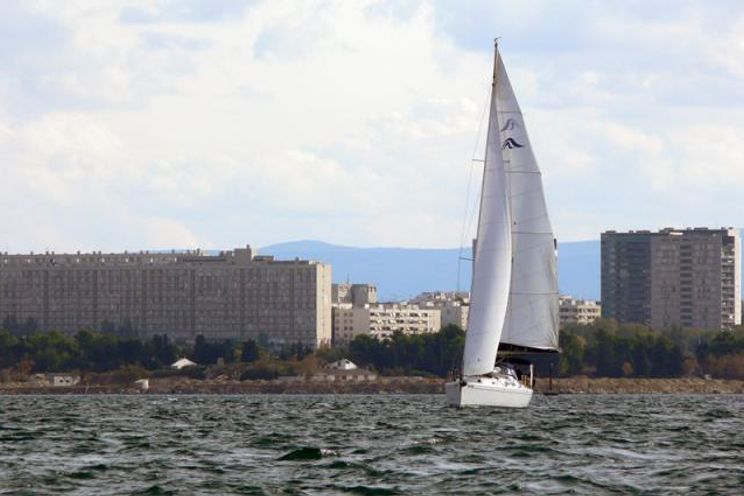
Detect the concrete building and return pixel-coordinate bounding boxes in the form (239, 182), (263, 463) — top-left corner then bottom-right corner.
(333, 303), (441, 344)
(410, 291), (469, 330)
(0, 246), (332, 348)
(559, 295), (601, 326)
(601, 231), (653, 325)
(601, 228), (741, 330)
(50, 374), (80, 387)
(332, 283), (377, 306)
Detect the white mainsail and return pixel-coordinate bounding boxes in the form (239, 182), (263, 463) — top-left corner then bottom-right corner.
(495, 52), (559, 351)
(461, 48), (513, 377)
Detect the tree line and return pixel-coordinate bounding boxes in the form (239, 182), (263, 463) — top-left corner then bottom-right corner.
(0, 319), (743, 379)
(559, 319), (744, 379)
(338, 320), (744, 379)
(345, 324), (466, 377)
(0, 329), (303, 375)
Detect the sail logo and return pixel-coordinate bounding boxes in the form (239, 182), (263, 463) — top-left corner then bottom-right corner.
(500, 118), (520, 131)
(502, 138), (524, 149)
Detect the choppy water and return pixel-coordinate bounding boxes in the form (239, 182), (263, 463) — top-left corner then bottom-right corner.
(1, 394), (743, 495)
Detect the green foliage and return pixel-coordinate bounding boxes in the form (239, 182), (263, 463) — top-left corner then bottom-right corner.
(348, 324), (465, 377)
(695, 326), (744, 378)
(0, 326), (277, 376)
(559, 319), (744, 378)
(241, 340), (260, 362)
(2, 320), (742, 380)
(560, 319), (684, 378)
(0, 329), (184, 373)
(25, 331), (79, 372)
(558, 331), (586, 376)
(192, 336), (247, 365)
(315, 345), (348, 363)
(278, 342), (313, 361)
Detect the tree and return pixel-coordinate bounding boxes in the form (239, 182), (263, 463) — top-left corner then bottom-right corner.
(241, 340), (260, 362)
(27, 331), (78, 372)
(347, 325), (466, 377)
(0, 331), (21, 369)
(559, 330), (586, 376)
(76, 330), (119, 371)
(147, 334), (177, 368)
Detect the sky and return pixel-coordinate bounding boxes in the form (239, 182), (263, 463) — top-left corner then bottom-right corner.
(1, 0), (743, 252)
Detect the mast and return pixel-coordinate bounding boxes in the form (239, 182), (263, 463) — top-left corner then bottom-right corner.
(461, 41), (513, 376)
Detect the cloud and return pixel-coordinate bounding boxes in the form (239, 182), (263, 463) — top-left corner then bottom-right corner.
(119, 0), (256, 24)
(0, 0), (743, 253)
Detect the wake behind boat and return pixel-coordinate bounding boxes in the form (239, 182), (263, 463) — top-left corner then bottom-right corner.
(446, 41), (559, 408)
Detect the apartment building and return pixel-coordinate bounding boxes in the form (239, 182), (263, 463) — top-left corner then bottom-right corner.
(0, 246), (332, 348)
(409, 291), (469, 330)
(601, 228), (741, 330)
(333, 303), (441, 344)
(332, 283), (377, 306)
(559, 295), (601, 326)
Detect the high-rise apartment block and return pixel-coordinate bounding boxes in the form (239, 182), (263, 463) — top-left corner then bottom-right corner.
(601, 228), (741, 330)
(0, 246), (332, 348)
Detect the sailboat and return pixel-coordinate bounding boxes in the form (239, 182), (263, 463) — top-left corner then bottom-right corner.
(445, 41), (559, 408)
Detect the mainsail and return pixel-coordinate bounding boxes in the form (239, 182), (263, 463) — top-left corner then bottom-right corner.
(461, 48), (513, 377)
(495, 51), (559, 351)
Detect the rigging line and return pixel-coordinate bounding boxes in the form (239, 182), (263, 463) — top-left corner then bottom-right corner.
(456, 79), (491, 293)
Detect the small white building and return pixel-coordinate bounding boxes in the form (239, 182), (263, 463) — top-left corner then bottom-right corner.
(171, 358), (197, 370)
(49, 374), (80, 387)
(328, 359), (358, 370)
(134, 379), (150, 391)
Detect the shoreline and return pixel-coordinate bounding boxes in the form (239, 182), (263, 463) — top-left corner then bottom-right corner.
(535, 377), (744, 395)
(1, 377), (743, 395)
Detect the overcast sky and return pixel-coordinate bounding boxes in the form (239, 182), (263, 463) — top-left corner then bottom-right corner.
(1, 0), (743, 252)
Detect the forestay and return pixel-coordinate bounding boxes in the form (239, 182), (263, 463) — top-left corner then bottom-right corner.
(461, 49), (513, 377)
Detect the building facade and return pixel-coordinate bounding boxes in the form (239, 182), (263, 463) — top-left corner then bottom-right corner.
(559, 295), (601, 326)
(601, 228), (741, 330)
(410, 291), (469, 330)
(0, 246), (332, 348)
(332, 283), (377, 306)
(333, 303), (441, 344)
(601, 231), (653, 325)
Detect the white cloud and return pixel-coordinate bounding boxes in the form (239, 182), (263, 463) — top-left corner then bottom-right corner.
(670, 124), (744, 187)
(139, 216), (203, 248)
(0, 0), (743, 252)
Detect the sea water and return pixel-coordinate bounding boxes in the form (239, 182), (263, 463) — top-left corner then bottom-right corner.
(0, 394), (742, 494)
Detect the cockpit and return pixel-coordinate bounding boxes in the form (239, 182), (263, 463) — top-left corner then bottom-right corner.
(489, 364), (518, 379)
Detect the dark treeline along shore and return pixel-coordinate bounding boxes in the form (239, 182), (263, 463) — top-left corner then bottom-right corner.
(1, 317), (743, 386)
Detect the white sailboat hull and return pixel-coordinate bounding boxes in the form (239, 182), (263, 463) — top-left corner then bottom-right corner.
(445, 377), (533, 408)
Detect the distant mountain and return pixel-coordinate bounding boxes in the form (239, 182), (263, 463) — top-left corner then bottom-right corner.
(261, 240), (601, 301)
